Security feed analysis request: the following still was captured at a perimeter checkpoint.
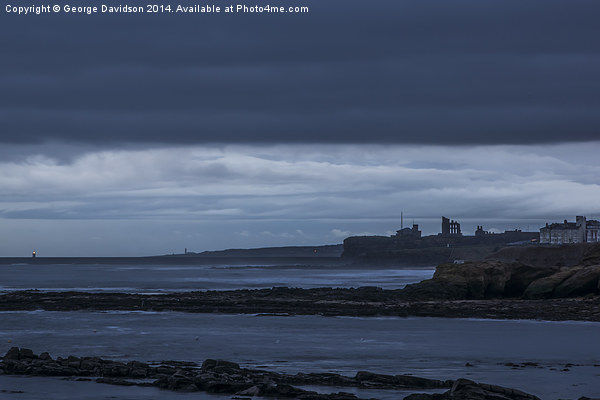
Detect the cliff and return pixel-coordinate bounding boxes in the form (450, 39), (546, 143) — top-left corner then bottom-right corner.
(401, 243), (600, 300)
(342, 242), (501, 266)
(486, 243), (592, 267)
(342, 232), (538, 266)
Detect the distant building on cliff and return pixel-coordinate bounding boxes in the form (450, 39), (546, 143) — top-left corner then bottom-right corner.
(441, 216), (462, 236)
(395, 224), (421, 238)
(540, 216), (600, 244)
(342, 216), (539, 262)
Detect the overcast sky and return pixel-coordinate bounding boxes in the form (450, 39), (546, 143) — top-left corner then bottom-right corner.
(1, 0), (599, 256)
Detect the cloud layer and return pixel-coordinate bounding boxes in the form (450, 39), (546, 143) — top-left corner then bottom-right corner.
(2, 0), (600, 145)
(1, 143), (599, 256)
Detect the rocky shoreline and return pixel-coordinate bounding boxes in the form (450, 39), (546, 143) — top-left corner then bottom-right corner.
(0, 347), (547, 400)
(3, 245), (600, 399)
(2, 244), (600, 321)
(0, 287), (599, 321)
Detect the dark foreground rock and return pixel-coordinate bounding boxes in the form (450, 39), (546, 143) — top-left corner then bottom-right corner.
(404, 378), (540, 400)
(1, 348), (543, 400)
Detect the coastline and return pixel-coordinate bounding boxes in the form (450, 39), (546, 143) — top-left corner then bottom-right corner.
(0, 256), (346, 266)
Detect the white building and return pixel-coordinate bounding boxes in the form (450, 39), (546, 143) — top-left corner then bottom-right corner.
(540, 216), (600, 245)
(586, 219), (600, 242)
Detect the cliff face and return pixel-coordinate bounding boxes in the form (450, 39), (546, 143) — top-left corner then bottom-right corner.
(486, 243), (592, 267)
(342, 244), (500, 266)
(401, 243), (600, 300)
(342, 232), (538, 266)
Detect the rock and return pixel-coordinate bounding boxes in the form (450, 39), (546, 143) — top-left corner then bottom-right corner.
(432, 261), (507, 299)
(127, 360), (148, 370)
(0, 349), (544, 400)
(203, 381), (250, 394)
(355, 371), (396, 384)
(325, 393), (361, 400)
(554, 265), (600, 297)
(265, 383), (309, 397)
(2, 347), (39, 361)
(153, 375), (169, 388)
(449, 378), (540, 400)
(129, 368), (147, 378)
(581, 243), (600, 266)
(102, 363), (130, 377)
(396, 375), (452, 389)
(3, 347), (20, 360)
(180, 383), (200, 392)
(426, 261), (545, 299)
(201, 359), (241, 372)
(403, 394), (447, 400)
(524, 264), (600, 299)
(19, 348), (37, 360)
(524, 268), (580, 299)
(236, 385), (261, 396)
(404, 256), (600, 300)
(427, 261), (556, 299)
(400, 279), (469, 300)
(355, 371), (450, 389)
(167, 374), (196, 391)
(154, 366), (176, 375)
(80, 358), (100, 371)
(504, 265), (558, 296)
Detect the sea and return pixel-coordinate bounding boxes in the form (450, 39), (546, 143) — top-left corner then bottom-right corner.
(0, 261), (599, 400)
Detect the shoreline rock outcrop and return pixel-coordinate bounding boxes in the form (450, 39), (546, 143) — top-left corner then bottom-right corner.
(402, 244), (600, 300)
(0, 347), (451, 399)
(0, 286), (599, 321)
(404, 378), (540, 400)
(0, 348), (544, 400)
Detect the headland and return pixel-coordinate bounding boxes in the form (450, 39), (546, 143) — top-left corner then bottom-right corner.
(342, 216), (539, 266)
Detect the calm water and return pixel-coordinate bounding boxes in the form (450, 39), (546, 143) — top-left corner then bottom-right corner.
(0, 263), (598, 400)
(0, 263), (434, 292)
(0, 312), (599, 399)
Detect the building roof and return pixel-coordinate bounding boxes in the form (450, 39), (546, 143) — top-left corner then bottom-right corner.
(541, 222), (579, 230)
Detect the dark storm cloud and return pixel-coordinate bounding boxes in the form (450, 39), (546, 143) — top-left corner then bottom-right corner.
(2, 0), (600, 145)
